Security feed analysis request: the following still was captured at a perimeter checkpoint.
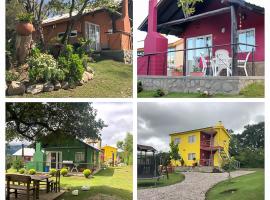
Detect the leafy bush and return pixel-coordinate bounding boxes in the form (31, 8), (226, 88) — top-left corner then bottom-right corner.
(28, 53), (65, 83)
(137, 81), (143, 93)
(16, 13), (34, 23)
(49, 168), (57, 176)
(58, 45), (84, 84)
(154, 89), (166, 97)
(60, 168), (68, 176)
(6, 70), (19, 82)
(28, 169), (36, 175)
(19, 168), (26, 174)
(83, 169), (92, 178)
(12, 159), (24, 171)
(30, 46), (41, 58)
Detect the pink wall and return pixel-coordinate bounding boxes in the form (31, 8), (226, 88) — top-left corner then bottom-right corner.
(181, 2), (264, 62)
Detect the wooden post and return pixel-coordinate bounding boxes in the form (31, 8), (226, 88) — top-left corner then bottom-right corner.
(231, 5), (238, 76)
(183, 39), (187, 76)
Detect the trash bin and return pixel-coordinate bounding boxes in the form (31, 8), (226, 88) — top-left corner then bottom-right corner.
(45, 166), (49, 172)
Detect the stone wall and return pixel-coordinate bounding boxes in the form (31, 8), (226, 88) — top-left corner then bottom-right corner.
(138, 76), (264, 94)
(101, 50), (133, 65)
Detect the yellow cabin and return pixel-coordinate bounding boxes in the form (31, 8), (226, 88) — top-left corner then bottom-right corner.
(170, 121), (231, 167)
(101, 145), (117, 164)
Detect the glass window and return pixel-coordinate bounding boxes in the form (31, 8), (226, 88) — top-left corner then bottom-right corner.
(58, 30), (77, 39)
(238, 29), (255, 52)
(75, 152), (85, 162)
(174, 138), (181, 145)
(168, 47), (176, 69)
(188, 153), (196, 160)
(188, 135), (196, 143)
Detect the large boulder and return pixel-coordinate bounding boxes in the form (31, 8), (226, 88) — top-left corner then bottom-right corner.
(84, 71), (94, 81)
(61, 82), (69, 90)
(7, 81), (25, 96)
(54, 82), (61, 90)
(43, 82), (54, 92)
(82, 72), (89, 83)
(26, 84), (44, 94)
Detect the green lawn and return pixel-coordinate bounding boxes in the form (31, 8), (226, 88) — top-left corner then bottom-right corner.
(57, 166), (133, 200)
(137, 172), (185, 189)
(12, 59), (132, 98)
(206, 169), (264, 200)
(138, 83), (264, 98)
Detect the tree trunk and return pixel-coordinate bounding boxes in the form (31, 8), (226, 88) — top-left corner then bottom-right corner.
(16, 34), (32, 65)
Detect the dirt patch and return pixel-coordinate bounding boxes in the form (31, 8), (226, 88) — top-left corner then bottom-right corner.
(88, 193), (123, 200)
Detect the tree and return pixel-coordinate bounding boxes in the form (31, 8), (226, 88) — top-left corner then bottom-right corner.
(177, 0), (203, 18)
(169, 141), (181, 166)
(116, 133), (133, 165)
(229, 122), (264, 168)
(6, 102), (106, 142)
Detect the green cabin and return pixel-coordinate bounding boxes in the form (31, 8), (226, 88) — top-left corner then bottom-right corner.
(27, 134), (100, 172)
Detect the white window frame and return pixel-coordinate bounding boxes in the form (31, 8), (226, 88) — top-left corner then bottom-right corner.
(188, 153), (196, 160)
(237, 28), (256, 53)
(75, 152), (85, 162)
(174, 138), (181, 145)
(85, 22), (101, 51)
(188, 135), (196, 143)
(57, 30), (78, 39)
(186, 34), (213, 75)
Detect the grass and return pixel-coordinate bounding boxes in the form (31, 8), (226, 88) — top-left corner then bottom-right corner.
(206, 169), (264, 200)
(137, 172), (185, 189)
(11, 59), (132, 98)
(57, 166), (133, 200)
(138, 82), (264, 98)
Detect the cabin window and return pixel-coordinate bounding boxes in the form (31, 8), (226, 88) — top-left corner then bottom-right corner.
(58, 30), (78, 39)
(186, 35), (212, 75)
(75, 152), (85, 162)
(174, 138), (181, 145)
(238, 28), (255, 52)
(188, 153), (196, 160)
(188, 135), (196, 143)
(168, 47), (176, 69)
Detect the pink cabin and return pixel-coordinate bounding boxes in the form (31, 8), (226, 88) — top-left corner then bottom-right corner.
(138, 0), (264, 77)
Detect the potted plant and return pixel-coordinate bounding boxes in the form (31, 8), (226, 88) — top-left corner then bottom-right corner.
(16, 13), (34, 36)
(172, 67), (183, 76)
(190, 66), (204, 77)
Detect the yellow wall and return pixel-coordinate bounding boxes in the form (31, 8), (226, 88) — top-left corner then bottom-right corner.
(171, 131), (201, 167)
(170, 123), (230, 167)
(101, 146), (117, 162)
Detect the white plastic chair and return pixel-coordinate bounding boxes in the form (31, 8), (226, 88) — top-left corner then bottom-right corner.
(215, 49), (232, 76)
(237, 52), (251, 76)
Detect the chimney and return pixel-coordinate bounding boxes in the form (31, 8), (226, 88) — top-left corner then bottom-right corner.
(148, 0), (158, 34)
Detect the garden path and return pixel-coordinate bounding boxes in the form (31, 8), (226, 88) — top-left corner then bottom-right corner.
(137, 170), (255, 200)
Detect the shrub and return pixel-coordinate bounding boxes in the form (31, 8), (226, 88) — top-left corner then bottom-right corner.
(12, 159), (24, 171)
(16, 13), (34, 23)
(28, 53), (65, 83)
(49, 168), (57, 176)
(19, 168), (26, 174)
(30, 46), (41, 58)
(154, 89), (165, 97)
(6, 70), (19, 82)
(83, 169), (92, 178)
(28, 169), (36, 175)
(58, 45), (84, 84)
(137, 81), (143, 93)
(60, 168), (68, 176)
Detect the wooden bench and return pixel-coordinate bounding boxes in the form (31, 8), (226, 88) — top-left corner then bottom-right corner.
(6, 174), (36, 200)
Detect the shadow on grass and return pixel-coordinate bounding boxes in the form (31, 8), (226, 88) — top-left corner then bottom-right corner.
(57, 185), (132, 200)
(94, 167), (115, 177)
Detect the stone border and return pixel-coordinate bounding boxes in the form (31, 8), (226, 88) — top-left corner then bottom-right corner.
(6, 71), (94, 96)
(138, 76), (264, 94)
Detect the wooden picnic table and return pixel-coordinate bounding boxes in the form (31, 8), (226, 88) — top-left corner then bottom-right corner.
(30, 175), (50, 199)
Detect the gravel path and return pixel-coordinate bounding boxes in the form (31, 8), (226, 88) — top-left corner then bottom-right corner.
(138, 170), (255, 200)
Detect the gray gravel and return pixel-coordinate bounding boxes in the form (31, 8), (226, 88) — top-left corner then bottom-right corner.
(138, 170), (255, 200)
